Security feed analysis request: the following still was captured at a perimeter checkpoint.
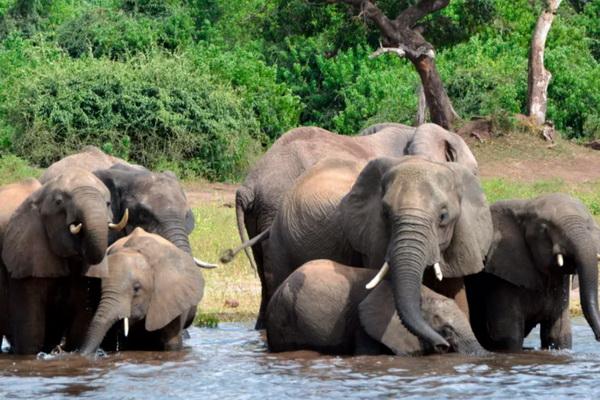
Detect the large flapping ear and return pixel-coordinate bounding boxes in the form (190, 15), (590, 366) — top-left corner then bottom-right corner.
(128, 235), (204, 331)
(358, 281), (421, 355)
(2, 192), (69, 278)
(484, 200), (543, 291)
(441, 163), (492, 278)
(339, 157), (402, 269)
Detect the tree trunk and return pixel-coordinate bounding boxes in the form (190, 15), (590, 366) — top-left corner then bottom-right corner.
(415, 84), (427, 125)
(412, 56), (455, 128)
(527, 0), (562, 125)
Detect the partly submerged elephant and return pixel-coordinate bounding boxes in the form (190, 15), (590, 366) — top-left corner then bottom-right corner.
(466, 193), (600, 351)
(1, 169), (128, 354)
(266, 259), (485, 355)
(230, 123), (477, 328)
(80, 228), (204, 354)
(264, 156), (491, 351)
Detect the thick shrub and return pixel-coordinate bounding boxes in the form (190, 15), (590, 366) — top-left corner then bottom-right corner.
(3, 54), (262, 180)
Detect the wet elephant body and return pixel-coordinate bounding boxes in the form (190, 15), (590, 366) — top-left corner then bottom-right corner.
(466, 193), (600, 351)
(235, 123), (477, 328)
(266, 260), (484, 356)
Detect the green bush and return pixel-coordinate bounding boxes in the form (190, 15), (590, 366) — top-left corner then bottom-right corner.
(3, 54), (262, 180)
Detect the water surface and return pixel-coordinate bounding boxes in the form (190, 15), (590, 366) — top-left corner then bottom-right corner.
(1, 318), (599, 399)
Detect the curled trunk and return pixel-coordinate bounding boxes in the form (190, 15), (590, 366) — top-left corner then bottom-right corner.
(388, 214), (449, 352)
(75, 191), (110, 265)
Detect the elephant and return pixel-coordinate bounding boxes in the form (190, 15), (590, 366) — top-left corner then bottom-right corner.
(80, 228), (204, 354)
(465, 193), (600, 351)
(0, 178), (42, 345)
(266, 259), (485, 356)
(230, 123), (478, 328)
(40, 146), (142, 183)
(359, 122), (411, 136)
(263, 156), (491, 351)
(0, 168), (129, 354)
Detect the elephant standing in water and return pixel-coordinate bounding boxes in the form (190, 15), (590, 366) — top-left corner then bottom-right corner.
(231, 123), (478, 328)
(466, 193), (600, 351)
(80, 228), (204, 354)
(266, 259), (485, 355)
(1, 169), (128, 354)
(265, 156), (491, 351)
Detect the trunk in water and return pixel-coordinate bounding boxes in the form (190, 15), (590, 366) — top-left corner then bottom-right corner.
(80, 294), (124, 355)
(388, 214), (449, 352)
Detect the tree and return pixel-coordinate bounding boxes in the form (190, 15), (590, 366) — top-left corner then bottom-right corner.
(527, 0), (562, 125)
(328, 0), (458, 128)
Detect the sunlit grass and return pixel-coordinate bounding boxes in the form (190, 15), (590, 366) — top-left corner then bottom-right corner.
(0, 154), (41, 185)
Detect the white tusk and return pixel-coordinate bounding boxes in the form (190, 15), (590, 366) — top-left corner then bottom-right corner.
(434, 263), (443, 281)
(597, 253), (600, 262)
(109, 208), (129, 231)
(124, 317), (129, 338)
(557, 253), (564, 267)
(69, 223), (82, 234)
(366, 262), (389, 290)
(194, 257), (218, 269)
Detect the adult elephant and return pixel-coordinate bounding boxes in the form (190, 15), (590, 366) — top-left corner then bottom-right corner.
(466, 193), (600, 351)
(1, 169), (128, 354)
(265, 156), (491, 351)
(80, 228), (204, 355)
(230, 123), (477, 328)
(266, 260), (484, 355)
(0, 178), (42, 345)
(39, 146), (142, 184)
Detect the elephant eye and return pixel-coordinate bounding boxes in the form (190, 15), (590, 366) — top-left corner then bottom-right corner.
(439, 209), (449, 225)
(55, 197), (63, 206)
(133, 282), (142, 294)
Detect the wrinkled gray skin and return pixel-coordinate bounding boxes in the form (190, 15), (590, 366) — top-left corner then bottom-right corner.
(1, 169), (116, 354)
(94, 165), (196, 255)
(267, 260), (484, 355)
(359, 122), (412, 136)
(466, 193), (600, 351)
(235, 123), (477, 328)
(267, 156), (492, 351)
(80, 228), (204, 355)
(0, 178), (42, 346)
(40, 146), (143, 184)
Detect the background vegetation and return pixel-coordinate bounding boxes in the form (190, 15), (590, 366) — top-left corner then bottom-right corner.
(0, 0), (599, 180)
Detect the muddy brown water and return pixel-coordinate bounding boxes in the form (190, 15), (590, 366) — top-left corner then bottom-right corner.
(1, 318), (599, 399)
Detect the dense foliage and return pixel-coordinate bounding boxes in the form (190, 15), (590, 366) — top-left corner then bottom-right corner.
(0, 0), (598, 180)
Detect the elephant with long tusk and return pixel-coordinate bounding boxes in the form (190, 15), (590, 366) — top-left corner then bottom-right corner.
(466, 193), (600, 351)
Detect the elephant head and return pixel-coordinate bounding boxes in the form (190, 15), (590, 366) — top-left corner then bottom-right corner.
(340, 156), (492, 351)
(80, 228), (204, 355)
(94, 165), (195, 254)
(486, 193), (600, 341)
(1, 169), (127, 278)
(407, 123), (478, 176)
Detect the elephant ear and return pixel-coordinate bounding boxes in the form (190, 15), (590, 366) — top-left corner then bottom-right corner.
(484, 201), (543, 291)
(340, 157), (402, 268)
(2, 194), (69, 278)
(442, 164), (492, 278)
(358, 281), (421, 355)
(144, 242), (205, 331)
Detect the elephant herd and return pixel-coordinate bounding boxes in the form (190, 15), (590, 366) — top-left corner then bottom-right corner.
(1, 121), (599, 359)
(228, 122), (600, 355)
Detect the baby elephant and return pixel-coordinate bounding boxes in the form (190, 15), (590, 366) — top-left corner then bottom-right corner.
(266, 260), (484, 356)
(80, 228), (204, 354)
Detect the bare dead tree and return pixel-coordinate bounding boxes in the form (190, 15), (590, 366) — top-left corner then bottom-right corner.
(329, 0), (458, 128)
(527, 0), (562, 125)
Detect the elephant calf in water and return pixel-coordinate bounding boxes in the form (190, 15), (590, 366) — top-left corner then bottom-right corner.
(80, 228), (204, 354)
(266, 260), (485, 356)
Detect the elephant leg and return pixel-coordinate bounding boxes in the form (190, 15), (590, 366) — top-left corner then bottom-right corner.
(160, 317), (184, 351)
(9, 278), (50, 354)
(63, 277), (99, 351)
(540, 279), (572, 350)
(354, 326), (389, 355)
(253, 239), (268, 330)
(486, 284), (525, 352)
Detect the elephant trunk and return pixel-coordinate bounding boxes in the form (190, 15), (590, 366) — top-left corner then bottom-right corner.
(74, 189), (110, 265)
(565, 222), (600, 341)
(160, 216), (192, 254)
(388, 213), (450, 352)
(80, 286), (128, 356)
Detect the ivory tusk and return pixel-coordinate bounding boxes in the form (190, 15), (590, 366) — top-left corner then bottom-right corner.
(366, 262), (389, 290)
(557, 253), (564, 267)
(109, 208), (129, 231)
(124, 317), (129, 338)
(434, 263), (443, 281)
(597, 253), (600, 262)
(69, 223), (82, 234)
(194, 257), (218, 269)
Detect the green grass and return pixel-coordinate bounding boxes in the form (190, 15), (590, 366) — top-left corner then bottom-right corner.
(0, 154), (41, 185)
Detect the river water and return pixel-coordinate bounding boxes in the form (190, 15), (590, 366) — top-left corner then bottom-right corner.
(0, 317), (599, 399)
